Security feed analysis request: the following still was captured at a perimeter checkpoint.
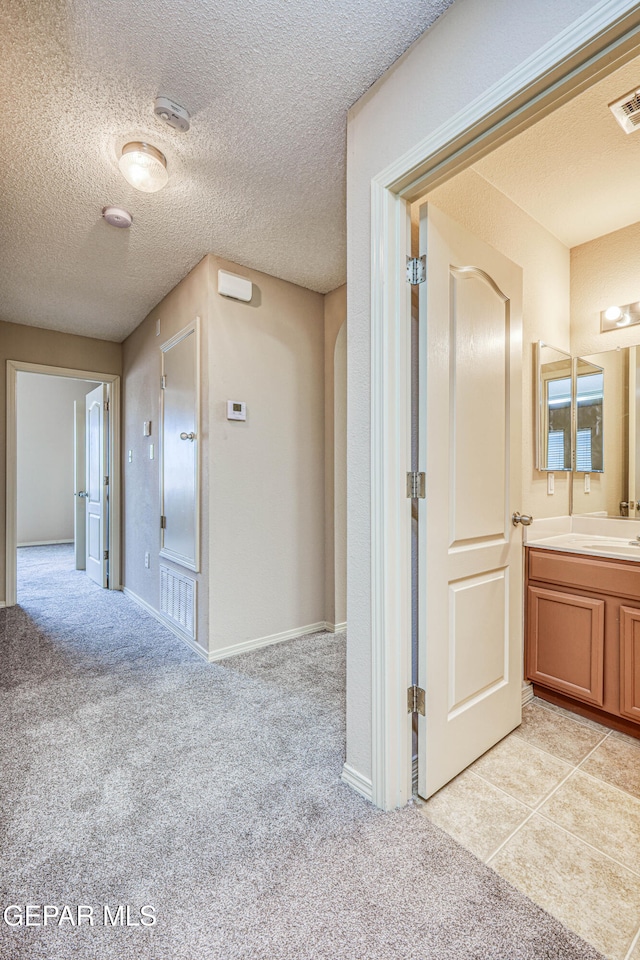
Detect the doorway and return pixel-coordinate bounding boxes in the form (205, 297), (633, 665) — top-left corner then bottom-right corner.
(5, 361), (121, 606)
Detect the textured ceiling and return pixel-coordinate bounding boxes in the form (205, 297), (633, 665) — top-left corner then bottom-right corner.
(0, 0), (453, 342)
(473, 55), (640, 250)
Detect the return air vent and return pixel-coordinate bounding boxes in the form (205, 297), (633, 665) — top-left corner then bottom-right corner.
(609, 86), (640, 134)
(160, 565), (196, 640)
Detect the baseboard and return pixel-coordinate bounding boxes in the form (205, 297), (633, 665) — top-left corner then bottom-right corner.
(17, 539), (74, 547)
(341, 762), (373, 802)
(123, 587), (208, 662)
(522, 681), (534, 707)
(208, 621), (328, 662)
(325, 621), (347, 633)
(0, 601), (5, 609)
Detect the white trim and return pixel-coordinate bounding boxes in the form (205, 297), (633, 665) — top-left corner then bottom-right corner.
(17, 540), (74, 547)
(0, 601), (6, 609)
(208, 621), (328, 662)
(5, 361), (122, 606)
(326, 621), (347, 633)
(123, 587), (209, 662)
(368, 4), (640, 811)
(340, 762), (373, 802)
(522, 682), (535, 707)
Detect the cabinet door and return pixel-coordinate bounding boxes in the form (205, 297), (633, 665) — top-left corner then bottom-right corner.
(620, 606), (640, 722)
(527, 586), (604, 706)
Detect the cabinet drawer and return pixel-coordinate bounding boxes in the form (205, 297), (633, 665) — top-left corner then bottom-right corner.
(528, 549), (640, 599)
(526, 586), (604, 707)
(621, 606), (640, 722)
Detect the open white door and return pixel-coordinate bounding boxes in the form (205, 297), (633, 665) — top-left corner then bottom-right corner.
(417, 203), (525, 799)
(85, 384), (108, 588)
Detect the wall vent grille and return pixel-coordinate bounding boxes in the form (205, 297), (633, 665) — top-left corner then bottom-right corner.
(160, 565), (196, 639)
(609, 87), (640, 134)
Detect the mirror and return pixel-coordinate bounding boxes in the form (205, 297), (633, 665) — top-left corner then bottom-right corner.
(572, 347), (631, 518)
(536, 341), (572, 471)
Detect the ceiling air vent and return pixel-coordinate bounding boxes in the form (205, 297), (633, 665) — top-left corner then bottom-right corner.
(609, 86), (640, 134)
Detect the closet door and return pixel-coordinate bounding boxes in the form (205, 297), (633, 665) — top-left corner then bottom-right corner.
(160, 320), (200, 571)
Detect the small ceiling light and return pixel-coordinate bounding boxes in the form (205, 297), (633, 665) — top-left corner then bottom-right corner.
(616, 313), (632, 327)
(604, 305), (622, 321)
(118, 142), (168, 193)
(102, 206), (132, 228)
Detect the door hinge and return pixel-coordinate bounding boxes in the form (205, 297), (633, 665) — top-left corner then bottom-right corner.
(406, 471), (426, 499)
(104, 475), (109, 486)
(407, 685), (425, 716)
(406, 255), (426, 285)
(103, 399), (109, 412)
(161, 375), (166, 389)
(103, 550), (109, 561)
(160, 515), (167, 529)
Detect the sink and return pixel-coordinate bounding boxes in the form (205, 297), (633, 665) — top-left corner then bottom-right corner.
(579, 542), (640, 555)
(526, 532), (640, 561)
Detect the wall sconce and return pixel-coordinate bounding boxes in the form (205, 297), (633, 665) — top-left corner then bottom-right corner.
(600, 301), (640, 332)
(119, 142), (168, 193)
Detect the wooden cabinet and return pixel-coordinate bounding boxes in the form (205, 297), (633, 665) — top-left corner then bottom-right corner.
(525, 548), (640, 737)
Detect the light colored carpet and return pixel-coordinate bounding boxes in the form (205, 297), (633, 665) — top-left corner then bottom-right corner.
(0, 545), (602, 960)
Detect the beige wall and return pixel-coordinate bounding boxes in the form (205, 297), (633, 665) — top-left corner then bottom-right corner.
(122, 256), (211, 652)
(422, 168), (572, 520)
(17, 374), (97, 544)
(570, 222), (640, 517)
(324, 285), (347, 631)
(0, 320), (122, 604)
(206, 256), (325, 654)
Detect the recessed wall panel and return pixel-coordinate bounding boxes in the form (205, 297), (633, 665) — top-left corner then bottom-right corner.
(450, 271), (508, 546)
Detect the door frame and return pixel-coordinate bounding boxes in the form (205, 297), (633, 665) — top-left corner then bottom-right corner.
(368, 1), (640, 810)
(5, 360), (122, 605)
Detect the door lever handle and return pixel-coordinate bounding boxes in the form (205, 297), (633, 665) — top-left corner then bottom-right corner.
(180, 432), (196, 441)
(512, 512), (533, 526)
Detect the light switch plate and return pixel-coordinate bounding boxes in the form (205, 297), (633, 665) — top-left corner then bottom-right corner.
(227, 400), (246, 421)
(547, 472), (554, 495)
(128, 449), (133, 463)
(143, 421), (151, 437)
(149, 444), (155, 460)
(584, 474), (591, 493)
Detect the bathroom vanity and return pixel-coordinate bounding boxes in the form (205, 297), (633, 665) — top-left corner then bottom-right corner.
(525, 525), (640, 736)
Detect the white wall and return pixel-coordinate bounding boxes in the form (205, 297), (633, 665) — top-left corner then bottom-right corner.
(17, 373), (97, 545)
(334, 322), (347, 629)
(345, 0), (609, 784)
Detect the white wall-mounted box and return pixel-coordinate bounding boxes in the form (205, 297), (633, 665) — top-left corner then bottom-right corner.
(218, 270), (253, 303)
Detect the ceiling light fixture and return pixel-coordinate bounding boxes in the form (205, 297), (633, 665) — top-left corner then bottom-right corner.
(601, 301), (640, 332)
(102, 206), (133, 228)
(604, 305), (622, 322)
(118, 142), (168, 193)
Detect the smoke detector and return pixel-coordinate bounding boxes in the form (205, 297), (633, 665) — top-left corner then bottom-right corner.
(102, 206), (133, 228)
(609, 86), (640, 134)
(154, 96), (190, 133)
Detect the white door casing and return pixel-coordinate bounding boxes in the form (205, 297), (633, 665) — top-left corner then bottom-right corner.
(74, 399), (86, 570)
(417, 203), (524, 799)
(85, 383), (108, 588)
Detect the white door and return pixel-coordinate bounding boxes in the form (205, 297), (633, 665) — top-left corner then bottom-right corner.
(85, 384), (108, 587)
(417, 203), (524, 799)
(73, 399), (86, 570)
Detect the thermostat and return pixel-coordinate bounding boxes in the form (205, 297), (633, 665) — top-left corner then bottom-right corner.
(227, 400), (246, 421)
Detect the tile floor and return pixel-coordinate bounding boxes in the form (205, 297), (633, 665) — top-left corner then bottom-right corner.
(418, 697), (640, 960)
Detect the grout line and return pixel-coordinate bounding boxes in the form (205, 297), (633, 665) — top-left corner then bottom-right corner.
(625, 924), (640, 960)
(532, 696), (612, 735)
(486, 733), (612, 865)
(509, 727), (609, 765)
(534, 807), (640, 880)
(575, 764), (640, 805)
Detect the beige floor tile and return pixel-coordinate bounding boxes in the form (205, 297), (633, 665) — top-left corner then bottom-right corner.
(582, 735), (640, 800)
(514, 701), (607, 764)
(539, 769), (640, 874)
(418, 769), (529, 862)
(471, 732), (572, 807)
(611, 729), (640, 748)
(533, 696), (611, 733)
(489, 815), (640, 960)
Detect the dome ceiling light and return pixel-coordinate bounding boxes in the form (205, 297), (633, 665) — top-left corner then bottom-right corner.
(102, 206), (133, 228)
(118, 142), (168, 193)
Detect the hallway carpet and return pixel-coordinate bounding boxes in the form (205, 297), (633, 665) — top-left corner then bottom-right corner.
(0, 546), (602, 960)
